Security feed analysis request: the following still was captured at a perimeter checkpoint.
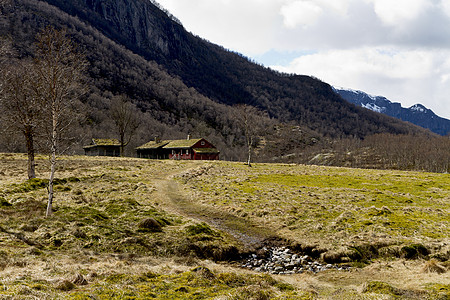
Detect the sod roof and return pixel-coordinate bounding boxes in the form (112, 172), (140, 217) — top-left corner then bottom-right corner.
(83, 138), (121, 149)
(137, 139), (206, 150)
(163, 139), (203, 149)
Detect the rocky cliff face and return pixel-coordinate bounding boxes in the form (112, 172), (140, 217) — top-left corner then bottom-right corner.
(45, 0), (188, 60)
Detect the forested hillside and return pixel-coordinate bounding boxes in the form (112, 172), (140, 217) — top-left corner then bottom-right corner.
(0, 0), (440, 165)
(41, 0), (429, 138)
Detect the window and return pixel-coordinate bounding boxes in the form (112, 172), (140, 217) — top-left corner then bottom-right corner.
(201, 141), (205, 146)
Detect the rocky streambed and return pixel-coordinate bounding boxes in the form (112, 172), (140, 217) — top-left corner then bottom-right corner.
(241, 246), (351, 275)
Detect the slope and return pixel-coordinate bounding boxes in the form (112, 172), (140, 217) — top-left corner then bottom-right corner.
(40, 0), (429, 139)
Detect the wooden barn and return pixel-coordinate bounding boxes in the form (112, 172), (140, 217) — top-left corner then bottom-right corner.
(136, 137), (219, 160)
(83, 138), (121, 157)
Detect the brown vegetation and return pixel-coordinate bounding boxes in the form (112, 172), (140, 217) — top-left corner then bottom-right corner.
(281, 133), (450, 173)
(0, 155), (448, 298)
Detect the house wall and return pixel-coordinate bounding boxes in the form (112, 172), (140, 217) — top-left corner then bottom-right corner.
(137, 139), (219, 160)
(193, 153), (219, 160)
(168, 149), (192, 160)
(85, 146), (120, 157)
(137, 149), (170, 159)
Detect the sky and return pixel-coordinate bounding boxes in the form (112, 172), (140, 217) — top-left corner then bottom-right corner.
(156, 0), (450, 119)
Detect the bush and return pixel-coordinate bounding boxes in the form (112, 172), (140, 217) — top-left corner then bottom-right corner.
(137, 218), (162, 232)
(363, 281), (402, 296)
(401, 244), (429, 260)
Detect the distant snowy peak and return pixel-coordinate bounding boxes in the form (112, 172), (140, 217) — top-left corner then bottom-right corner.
(409, 104), (428, 113)
(334, 87), (450, 136)
(338, 87), (379, 102)
(332, 87), (392, 114)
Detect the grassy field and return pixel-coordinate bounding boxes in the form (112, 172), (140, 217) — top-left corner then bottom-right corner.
(0, 154), (448, 299)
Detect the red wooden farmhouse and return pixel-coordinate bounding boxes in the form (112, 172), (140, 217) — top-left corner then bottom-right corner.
(136, 137), (219, 160)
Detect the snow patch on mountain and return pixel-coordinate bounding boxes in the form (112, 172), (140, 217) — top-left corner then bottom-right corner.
(409, 104), (426, 113)
(361, 103), (386, 113)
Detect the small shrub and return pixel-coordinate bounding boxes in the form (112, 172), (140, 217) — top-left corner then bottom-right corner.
(137, 218), (162, 232)
(362, 281), (402, 296)
(401, 244), (429, 259)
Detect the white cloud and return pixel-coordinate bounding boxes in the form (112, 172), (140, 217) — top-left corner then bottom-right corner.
(441, 0), (450, 17)
(365, 0), (432, 26)
(272, 47), (450, 118)
(280, 1), (323, 28)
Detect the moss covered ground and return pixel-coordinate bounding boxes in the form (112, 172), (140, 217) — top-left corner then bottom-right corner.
(0, 154), (448, 299)
(183, 162), (449, 250)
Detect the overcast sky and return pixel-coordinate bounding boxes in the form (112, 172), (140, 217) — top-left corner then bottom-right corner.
(156, 0), (450, 119)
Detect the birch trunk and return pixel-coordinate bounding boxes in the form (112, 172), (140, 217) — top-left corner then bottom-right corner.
(46, 104), (58, 217)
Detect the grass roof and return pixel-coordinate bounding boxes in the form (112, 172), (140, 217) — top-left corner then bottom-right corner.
(93, 138), (121, 146)
(163, 139), (203, 149)
(136, 140), (170, 150)
(137, 138), (207, 150)
(84, 138), (121, 148)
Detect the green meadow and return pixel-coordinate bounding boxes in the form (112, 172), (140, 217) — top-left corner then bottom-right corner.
(0, 154), (448, 299)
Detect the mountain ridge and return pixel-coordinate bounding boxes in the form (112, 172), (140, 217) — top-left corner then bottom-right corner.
(335, 87), (450, 136)
(39, 0), (431, 139)
(0, 0), (434, 160)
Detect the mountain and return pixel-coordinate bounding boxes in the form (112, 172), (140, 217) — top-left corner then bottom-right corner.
(335, 88), (450, 136)
(0, 0), (431, 159)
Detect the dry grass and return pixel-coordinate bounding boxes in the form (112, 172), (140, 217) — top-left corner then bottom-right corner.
(180, 162), (450, 251)
(0, 154), (448, 299)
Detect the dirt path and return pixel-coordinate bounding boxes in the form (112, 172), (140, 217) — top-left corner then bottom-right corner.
(151, 162), (275, 250)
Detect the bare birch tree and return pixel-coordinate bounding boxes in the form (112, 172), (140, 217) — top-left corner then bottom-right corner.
(0, 59), (41, 179)
(236, 104), (265, 167)
(33, 27), (87, 217)
(110, 95), (139, 156)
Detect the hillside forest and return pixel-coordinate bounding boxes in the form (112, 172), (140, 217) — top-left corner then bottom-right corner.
(0, 0), (449, 173)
